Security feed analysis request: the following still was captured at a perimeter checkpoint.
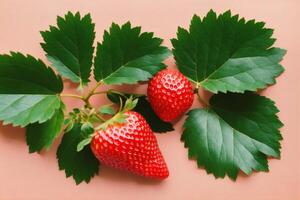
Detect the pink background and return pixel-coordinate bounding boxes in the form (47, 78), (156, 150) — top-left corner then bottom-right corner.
(0, 0), (299, 200)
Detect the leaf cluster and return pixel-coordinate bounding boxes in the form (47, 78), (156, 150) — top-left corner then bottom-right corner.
(0, 12), (171, 184)
(0, 10), (286, 184)
(172, 10), (285, 180)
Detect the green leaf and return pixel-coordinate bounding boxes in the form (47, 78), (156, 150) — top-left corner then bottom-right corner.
(41, 12), (95, 85)
(94, 22), (171, 85)
(57, 123), (99, 184)
(182, 92), (282, 180)
(73, 108), (80, 114)
(123, 97), (139, 111)
(172, 10), (286, 93)
(99, 105), (115, 115)
(0, 52), (63, 127)
(107, 92), (174, 133)
(64, 118), (71, 125)
(77, 137), (93, 152)
(65, 120), (74, 132)
(0, 95), (61, 127)
(81, 122), (94, 136)
(0, 52), (63, 94)
(26, 108), (64, 153)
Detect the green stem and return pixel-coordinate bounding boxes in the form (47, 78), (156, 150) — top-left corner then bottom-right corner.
(92, 90), (108, 95)
(109, 89), (127, 98)
(118, 97), (123, 113)
(87, 82), (103, 97)
(60, 94), (84, 100)
(95, 113), (106, 122)
(61, 83), (129, 127)
(82, 81), (103, 107)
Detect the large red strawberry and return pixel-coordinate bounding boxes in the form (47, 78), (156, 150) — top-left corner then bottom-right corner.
(147, 69), (194, 122)
(91, 111), (169, 179)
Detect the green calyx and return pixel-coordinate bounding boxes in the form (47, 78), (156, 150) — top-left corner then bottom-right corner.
(73, 91), (139, 152)
(94, 95), (139, 131)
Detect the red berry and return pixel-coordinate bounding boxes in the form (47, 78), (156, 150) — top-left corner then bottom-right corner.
(147, 69), (194, 122)
(91, 111), (169, 179)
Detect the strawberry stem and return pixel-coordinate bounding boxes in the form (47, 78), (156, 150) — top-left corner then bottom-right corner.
(60, 82), (131, 132)
(83, 81), (103, 107)
(92, 90), (108, 95)
(60, 94), (84, 100)
(118, 97), (124, 112)
(95, 113), (106, 122)
(60, 81), (108, 107)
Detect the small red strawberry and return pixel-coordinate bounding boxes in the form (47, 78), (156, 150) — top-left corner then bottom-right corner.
(91, 111), (169, 179)
(147, 69), (194, 122)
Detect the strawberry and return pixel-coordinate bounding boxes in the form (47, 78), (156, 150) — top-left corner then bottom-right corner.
(147, 69), (194, 122)
(91, 111), (169, 179)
